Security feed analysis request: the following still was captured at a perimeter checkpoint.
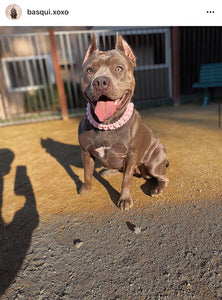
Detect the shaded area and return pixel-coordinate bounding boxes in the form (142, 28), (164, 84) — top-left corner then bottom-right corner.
(93, 170), (120, 207)
(41, 138), (83, 193)
(41, 138), (120, 206)
(139, 104), (220, 130)
(0, 149), (39, 295)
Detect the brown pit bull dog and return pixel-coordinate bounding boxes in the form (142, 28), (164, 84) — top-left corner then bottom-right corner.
(78, 33), (169, 211)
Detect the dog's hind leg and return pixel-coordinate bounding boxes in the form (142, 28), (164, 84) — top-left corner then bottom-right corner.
(149, 160), (169, 197)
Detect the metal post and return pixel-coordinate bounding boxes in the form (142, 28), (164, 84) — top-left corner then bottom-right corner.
(165, 28), (173, 100)
(0, 59), (9, 120)
(171, 27), (180, 106)
(48, 29), (68, 120)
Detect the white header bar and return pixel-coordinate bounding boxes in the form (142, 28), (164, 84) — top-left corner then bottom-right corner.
(0, 0), (222, 26)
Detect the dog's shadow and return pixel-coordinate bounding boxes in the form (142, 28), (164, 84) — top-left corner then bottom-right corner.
(140, 177), (157, 197)
(41, 138), (120, 206)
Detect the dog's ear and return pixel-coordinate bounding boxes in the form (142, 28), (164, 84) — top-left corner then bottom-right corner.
(83, 33), (98, 64)
(115, 33), (136, 66)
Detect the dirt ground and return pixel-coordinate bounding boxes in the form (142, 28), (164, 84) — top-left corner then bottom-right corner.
(0, 103), (222, 299)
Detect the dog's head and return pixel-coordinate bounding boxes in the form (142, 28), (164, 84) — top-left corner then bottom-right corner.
(81, 33), (136, 123)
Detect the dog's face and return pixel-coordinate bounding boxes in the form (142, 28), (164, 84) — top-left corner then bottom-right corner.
(81, 33), (136, 122)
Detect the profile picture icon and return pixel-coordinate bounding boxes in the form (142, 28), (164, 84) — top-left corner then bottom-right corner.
(6, 4), (22, 20)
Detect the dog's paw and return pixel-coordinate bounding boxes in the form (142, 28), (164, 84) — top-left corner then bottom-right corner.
(118, 198), (133, 211)
(79, 184), (91, 195)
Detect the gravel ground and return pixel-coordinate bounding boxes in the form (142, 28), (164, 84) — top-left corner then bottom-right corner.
(0, 103), (222, 299)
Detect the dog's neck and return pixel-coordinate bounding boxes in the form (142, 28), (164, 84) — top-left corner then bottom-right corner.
(86, 103), (134, 131)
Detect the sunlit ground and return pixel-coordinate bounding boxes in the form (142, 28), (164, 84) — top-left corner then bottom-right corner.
(1, 103), (222, 223)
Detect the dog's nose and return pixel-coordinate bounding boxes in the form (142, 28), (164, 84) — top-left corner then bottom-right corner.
(92, 76), (110, 90)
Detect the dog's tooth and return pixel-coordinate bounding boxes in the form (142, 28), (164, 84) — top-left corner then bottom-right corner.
(115, 100), (119, 105)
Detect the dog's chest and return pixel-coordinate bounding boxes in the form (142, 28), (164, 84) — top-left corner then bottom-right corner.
(90, 132), (128, 169)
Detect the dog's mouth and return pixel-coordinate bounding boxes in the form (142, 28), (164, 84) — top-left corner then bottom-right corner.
(93, 94), (128, 122)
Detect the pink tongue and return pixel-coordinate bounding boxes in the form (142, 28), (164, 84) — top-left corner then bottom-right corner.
(95, 101), (117, 122)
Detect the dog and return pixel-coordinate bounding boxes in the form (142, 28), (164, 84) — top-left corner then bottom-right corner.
(78, 33), (169, 211)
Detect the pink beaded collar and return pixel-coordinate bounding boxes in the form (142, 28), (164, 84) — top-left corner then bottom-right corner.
(86, 102), (134, 131)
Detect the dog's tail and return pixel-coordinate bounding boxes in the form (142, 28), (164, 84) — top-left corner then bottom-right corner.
(166, 160), (170, 168)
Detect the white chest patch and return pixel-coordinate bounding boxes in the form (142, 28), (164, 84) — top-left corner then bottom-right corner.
(95, 146), (111, 158)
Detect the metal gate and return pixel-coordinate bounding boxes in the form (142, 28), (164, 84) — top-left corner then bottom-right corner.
(0, 27), (172, 126)
(0, 32), (60, 125)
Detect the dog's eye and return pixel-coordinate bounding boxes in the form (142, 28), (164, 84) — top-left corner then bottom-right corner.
(87, 67), (93, 74)
(115, 66), (123, 72)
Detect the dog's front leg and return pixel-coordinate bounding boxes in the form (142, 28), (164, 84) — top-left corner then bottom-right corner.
(80, 150), (95, 194)
(118, 151), (137, 211)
